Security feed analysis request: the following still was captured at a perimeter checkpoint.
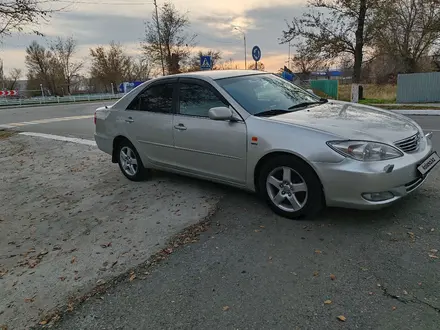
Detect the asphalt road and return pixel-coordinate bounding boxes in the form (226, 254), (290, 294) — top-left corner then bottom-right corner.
(2, 104), (440, 329)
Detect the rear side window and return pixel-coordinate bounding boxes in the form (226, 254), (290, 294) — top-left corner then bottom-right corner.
(127, 83), (174, 113)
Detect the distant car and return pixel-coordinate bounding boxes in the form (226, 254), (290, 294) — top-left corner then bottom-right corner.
(94, 70), (438, 219)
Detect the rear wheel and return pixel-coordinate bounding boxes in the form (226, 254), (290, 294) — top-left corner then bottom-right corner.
(117, 140), (149, 181)
(258, 155), (324, 219)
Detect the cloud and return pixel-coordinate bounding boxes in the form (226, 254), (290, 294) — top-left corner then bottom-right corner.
(0, 1), (308, 74)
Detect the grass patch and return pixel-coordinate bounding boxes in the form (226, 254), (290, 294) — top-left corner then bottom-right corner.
(338, 84), (397, 103)
(0, 130), (15, 139)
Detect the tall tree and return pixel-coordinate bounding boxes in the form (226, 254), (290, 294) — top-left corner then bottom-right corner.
(374, 0), (440, 73)
(25, 40), (61, 95)
(6, 68), (22, 90)
(290, 42), (329, 74)
(50, 37), (83, 94)
(127, 57), (153, 81)
(89, 42), (131, 93)
(142, 1), (197, 75)
(0, 0), (64, 37)
(282, 0), (382, 86)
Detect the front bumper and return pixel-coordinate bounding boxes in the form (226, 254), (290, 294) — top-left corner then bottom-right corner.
(313, 136), (435, 210)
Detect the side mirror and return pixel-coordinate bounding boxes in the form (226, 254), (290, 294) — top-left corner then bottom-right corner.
(208, 106), (234, 121)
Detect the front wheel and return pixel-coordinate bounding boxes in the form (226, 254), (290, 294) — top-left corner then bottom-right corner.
(117, 140), (149, 181)
(258, 155), (324, 220)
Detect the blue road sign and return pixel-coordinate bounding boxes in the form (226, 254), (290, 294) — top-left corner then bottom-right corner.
(200, 55), (212, 70)
(252, 46), (261, 62)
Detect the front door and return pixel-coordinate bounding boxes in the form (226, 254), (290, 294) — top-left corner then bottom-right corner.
(172, 78), (247, 184)
(123, 81), (176, 167)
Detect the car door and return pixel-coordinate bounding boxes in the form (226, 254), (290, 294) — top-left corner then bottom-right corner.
(172, 78), (247, 184)
(123, 80), (177, 167)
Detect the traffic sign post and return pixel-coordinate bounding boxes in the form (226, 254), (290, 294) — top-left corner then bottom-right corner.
(252, 46), (261, 70)
(200, 56), (212, 70)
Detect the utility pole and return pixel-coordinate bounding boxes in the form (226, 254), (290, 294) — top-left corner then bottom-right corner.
(233, 26), (246, 69)
(153, 0), (165, 76)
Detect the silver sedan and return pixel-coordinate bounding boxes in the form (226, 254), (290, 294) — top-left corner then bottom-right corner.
(94, 70), (439, 219)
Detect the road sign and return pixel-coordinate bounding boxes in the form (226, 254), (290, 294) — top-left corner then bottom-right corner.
(0, 90), (18, 96)
(200, 56), (212, 70)
(252, 46), (261, 62)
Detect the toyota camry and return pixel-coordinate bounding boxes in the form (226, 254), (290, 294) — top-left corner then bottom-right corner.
(94, 70), (438, 219)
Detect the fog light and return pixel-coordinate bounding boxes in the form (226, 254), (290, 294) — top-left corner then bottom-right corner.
(362, 191), (394, 202)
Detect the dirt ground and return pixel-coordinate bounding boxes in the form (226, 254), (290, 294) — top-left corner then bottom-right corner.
(0, 134), (222, 329)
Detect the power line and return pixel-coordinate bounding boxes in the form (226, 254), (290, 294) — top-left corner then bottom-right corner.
(56, 1), (153, 5)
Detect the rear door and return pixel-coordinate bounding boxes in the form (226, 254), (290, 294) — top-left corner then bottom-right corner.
(123, 80), (177, 167)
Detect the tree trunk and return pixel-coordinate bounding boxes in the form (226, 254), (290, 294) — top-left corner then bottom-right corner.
(353, 0), (367, 84)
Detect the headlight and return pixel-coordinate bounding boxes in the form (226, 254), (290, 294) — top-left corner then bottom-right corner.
(327, 140), (403, 161)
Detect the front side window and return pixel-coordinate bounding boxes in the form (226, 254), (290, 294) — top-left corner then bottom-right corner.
(127, 83), (174, 113)
(216, 74), (321, 115)
(178, 82), (227, 117)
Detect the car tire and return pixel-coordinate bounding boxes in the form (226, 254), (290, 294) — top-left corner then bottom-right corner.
(258, 155), (324, 220)
(116, 140), (149, 182)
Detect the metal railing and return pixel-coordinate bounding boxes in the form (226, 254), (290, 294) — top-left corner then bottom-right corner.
(0, 93), (124, 107)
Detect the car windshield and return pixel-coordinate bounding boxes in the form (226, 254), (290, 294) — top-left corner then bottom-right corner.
(216, 73), (322, 116)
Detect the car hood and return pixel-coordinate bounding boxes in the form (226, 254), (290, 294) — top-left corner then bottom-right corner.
(268, 101), (420, 143)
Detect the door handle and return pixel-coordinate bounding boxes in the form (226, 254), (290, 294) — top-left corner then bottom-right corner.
(174, 124), (187, 131)
(125, 117), (134, 123)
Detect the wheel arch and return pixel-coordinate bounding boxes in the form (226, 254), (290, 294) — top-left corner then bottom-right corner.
(253, 151), (325, 200)
(112, 135), (130, 163)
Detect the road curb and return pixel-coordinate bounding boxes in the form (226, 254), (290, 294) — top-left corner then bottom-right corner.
(390, 110), (440, 116)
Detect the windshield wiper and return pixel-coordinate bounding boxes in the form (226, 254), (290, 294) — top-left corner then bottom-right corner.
(288, 99), (328, 110)
(254, 109), (291, 117)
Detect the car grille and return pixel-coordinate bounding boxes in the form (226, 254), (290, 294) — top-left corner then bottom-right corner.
(405, 176), (424, 192)
(394, 133), (420, 153)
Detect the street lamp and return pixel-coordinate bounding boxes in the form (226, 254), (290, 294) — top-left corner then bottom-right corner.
(233, 26), (247, 69)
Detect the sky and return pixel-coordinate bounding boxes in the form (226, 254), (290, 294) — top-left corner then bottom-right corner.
(0, 0), (308, 79)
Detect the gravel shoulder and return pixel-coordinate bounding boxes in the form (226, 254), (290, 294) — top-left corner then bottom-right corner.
(54, 166), (440, 329)
(0, 135), (221, 329)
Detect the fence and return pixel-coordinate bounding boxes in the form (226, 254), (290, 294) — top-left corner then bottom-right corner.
(0, 93), (124, 107)
(397, 72), (440, 103)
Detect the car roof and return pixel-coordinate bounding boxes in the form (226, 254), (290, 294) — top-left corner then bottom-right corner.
(155, 70), (268, 81)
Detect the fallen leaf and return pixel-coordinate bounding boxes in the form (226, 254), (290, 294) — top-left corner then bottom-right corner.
(96, 279), (106, 285)
(129, 273), (136, 281)
(418, 282), (422, 286)
(392, 306), (397, 311)
(337, 315), (346, 322)
(268, 256), (273, 261)
(315, 250), (322, 254)
(330, 274), (336, 281)
(313, 271), (319, 277)
(67, 302), (74, 312)
(431, 228), (435, 232)
(39, 320), (48, 325)
(222, 306), (230, 311)
(254, 229), (261, 233)
(259, 225), (265, 229)
(59, 276), (66, 281)
(368, 292), (373, 295)
(430, 249), (438, 253)
(1, 325), (8, 330)
(428, 254), (438, 259)
(71, 256), (76, 264)
(377, 283), (382, 287)
(403, 290), (408, 295)
(24, 297), (35, 303)
(324, 300), (332, 304)
(164, 248), (173, 254)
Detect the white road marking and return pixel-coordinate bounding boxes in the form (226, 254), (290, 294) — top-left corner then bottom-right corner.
(0, 115), (93, 127)
(19, 132), (96, 146)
